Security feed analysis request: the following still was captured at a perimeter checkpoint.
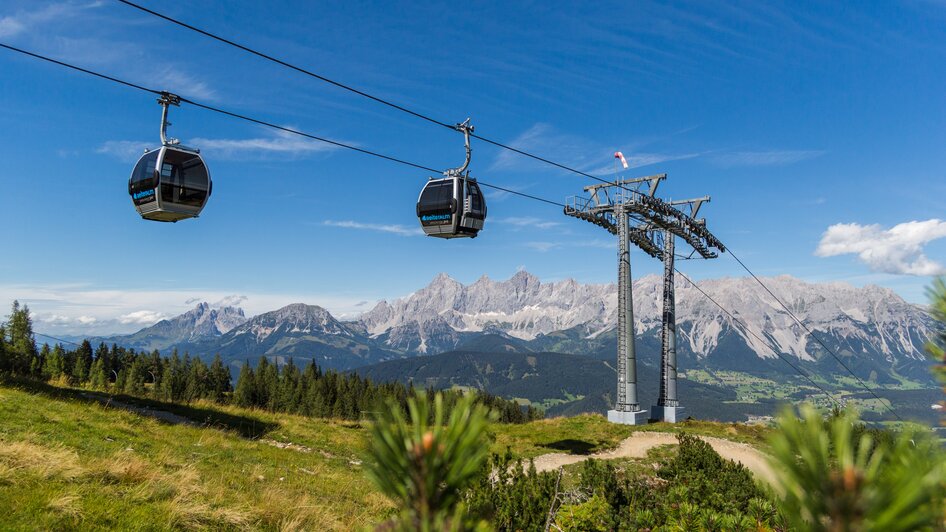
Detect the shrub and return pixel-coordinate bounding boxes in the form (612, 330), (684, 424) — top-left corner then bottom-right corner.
(366, 392), (493, 531)
(769, 404), (944, 531)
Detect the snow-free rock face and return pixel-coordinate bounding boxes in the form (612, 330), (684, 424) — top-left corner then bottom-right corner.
(227, 303), (353, 342)
(361, 271), (618, 343)
(360, 272), (934, 363)
(94, 302), (247, 352)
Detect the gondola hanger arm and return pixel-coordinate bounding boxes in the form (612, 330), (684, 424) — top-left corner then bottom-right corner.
(158, 91), (182, 146)
(445, 118), (473, 178)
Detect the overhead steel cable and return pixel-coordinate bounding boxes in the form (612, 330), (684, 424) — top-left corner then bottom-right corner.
(116, 0), (457, 131)
(0, 43), (160, 95)
(727, 249), (904, 421)
(34, 332), (81, 347)
(115, 0), (655, 198)
(674, 268), (843, 409)
(0, 42), (563, 207)
(180, 98), (443, 174)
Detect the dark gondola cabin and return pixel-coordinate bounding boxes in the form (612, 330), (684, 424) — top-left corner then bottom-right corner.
(128, 145), (211, 222)
(417, 175), (486, 238)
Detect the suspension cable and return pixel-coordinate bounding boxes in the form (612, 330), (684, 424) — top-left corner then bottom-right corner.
(0, 42), (560, 207)
(115, 0), (654, 198)
(674, 269), (843, 409)
(726, 250), (904, 421)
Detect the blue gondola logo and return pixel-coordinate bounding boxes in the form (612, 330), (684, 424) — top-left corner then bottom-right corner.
(133, 189), (155, 200)
(421, 214), (450, 221)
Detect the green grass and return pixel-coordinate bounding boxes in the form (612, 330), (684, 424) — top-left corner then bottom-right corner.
(0, 380), (391, 530)
(488, 413), (774, 459)
(0, 379), (777, 529)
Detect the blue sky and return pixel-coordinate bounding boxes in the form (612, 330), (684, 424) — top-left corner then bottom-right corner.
(1, 0), (945, 335)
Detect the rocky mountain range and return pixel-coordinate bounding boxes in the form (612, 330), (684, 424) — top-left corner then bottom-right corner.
(91, 272), (937, 385)
(90, 302), (246, 352)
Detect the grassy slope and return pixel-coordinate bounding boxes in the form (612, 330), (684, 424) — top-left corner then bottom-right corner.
(0, 381), (390, 530)
(0, 380), (774, 529)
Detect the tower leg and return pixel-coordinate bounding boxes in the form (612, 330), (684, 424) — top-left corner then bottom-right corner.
(652, 231), (685, 423)
(608, 207), (647, 425)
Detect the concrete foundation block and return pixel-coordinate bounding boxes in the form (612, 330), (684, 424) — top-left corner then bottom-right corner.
(607, 409), (649, 425)
(650, 405), (686, 423)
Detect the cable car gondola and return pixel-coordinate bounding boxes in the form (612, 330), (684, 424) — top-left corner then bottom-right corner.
(416, 119), (486, 238)
(128, 92), (211, 223)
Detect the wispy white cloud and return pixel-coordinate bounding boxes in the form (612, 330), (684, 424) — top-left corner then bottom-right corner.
(0, 2), (95, 39)
(587, 152), (703, 175)
(495, 217), (562, 230)
(192, 129), (343, 158)
(156, 67), (217, 101)
(0, 16), (25, 38)
(323, 220), (422, 237)
(815, 219), (946, 276)
(492, 123), (702, 175)
(524, 241), (561, 252)
(1, 2), (218, 103)
(96, 140), (152, 162)
(214, 295), (248, 308)
(490, 123), (590, 172)
(712, 150), (825, 167)
(2, 284), (379, 336)
(97, 129), (344, 162)
(523, 239), (613, 252)
(118, 310), (170, 325)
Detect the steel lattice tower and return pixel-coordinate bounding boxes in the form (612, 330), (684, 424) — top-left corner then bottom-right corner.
(659, 230), (677, 408)
(565, 176), (722, 425)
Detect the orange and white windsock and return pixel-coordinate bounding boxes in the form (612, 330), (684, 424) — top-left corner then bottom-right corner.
(614, 151), (629, 169)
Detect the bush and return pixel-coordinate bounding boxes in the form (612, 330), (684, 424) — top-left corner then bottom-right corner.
(769, 404), (944, 531)
(366, 392), (493, 531)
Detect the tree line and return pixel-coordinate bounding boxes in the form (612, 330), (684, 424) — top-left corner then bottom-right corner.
(0, 301), (541, 423)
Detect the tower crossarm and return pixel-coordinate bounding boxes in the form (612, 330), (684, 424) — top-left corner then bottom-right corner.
(564, 202), (663, 259)
(565, 174), (724, 260)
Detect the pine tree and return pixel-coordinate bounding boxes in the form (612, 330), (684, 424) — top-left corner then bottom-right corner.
(0, 322), (7, 374)
(6, 301), (37, 374)
(160, 351), (186, 402)
(124, 355), (147, 395)
(89, 357), (108, 389)
(38, 344), (51, 379)
(233, 361), (257, 408)
(256, 356), (278, 410)
(208, 354), (231, 403)
(73, 340), (93, 383)
(184, 357), (209, 402)
(770, 404), (944, 531)
(43, 344), (66, 380)
(366, 392), (493, 529)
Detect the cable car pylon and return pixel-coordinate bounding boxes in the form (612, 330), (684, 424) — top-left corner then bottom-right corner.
(564, 170), (723, 425)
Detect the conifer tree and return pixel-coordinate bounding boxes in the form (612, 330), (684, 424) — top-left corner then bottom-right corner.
(184, 357), (209, 402)
(367, 392), (492, 530)
(233, 361), (257, 408)
(124, 355), (147, 395)
(43, 344), (66, 380)
(0, 323), (7, 373)
(208, 354), (232, 403)
(6, 301), (37, 374)
(89, 356), (108, 389)
(73, 340), (93, 383)
(38, 344), (51, 379)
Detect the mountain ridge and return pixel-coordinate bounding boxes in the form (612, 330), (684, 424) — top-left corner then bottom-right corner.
(83, 272), (936, 386)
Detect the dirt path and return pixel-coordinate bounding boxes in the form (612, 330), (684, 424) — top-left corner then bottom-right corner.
(81, 392), (194, 426)
(531, 431), (775, 484)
